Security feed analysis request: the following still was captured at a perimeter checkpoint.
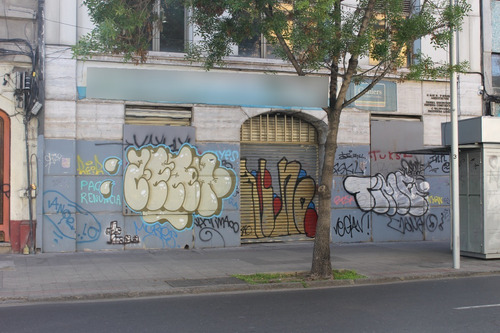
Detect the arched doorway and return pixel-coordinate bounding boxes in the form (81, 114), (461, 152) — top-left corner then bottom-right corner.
(240, 113), (319, 241)
(0, 110), (10, 242)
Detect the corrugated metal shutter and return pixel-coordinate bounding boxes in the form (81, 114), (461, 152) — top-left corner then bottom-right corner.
(240, 114), (319, 241)
(125, 105), (191, 126)
(241, 113), (317, 144)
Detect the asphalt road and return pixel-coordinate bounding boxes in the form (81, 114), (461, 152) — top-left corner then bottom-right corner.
(2, 275), (500, 333)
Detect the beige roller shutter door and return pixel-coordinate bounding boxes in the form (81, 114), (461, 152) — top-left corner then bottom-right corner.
(240, 114), (319, 240)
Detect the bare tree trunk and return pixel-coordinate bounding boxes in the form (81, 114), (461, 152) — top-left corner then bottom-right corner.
(310, 106), (341, 279)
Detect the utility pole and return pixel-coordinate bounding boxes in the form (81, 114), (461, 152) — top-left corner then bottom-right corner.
(450, 0), (460, 269)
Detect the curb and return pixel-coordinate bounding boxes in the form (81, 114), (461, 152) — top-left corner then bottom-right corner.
(2, 270), (500, 305)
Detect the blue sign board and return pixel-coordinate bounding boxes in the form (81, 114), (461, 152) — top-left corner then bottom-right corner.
(346, 80), (397, 112)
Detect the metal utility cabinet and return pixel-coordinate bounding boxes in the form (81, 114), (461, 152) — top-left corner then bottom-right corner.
(443, 117), (500, 258)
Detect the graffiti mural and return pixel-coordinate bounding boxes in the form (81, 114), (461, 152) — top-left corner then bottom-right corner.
(333, 212), (371, 239)
(106, 220), (139, 244)
(385, 210), (447, 235)
(124, 133), (192, 151)
(334, 150), (451, 242)
(343, 160), (430, 217)
(80, 179), (121, 206)
(240, 157), (318, 239)
(43, 190), (102, 244)
(132, 220), (187, 249)
(105, 143), (237, 230)
(77, 154), (104, 175)
(194, 215), (240, 247)
(123, 124), (194, 152)
(334, 148), (369, 176)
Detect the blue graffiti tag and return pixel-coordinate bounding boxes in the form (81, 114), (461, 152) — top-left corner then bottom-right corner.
(44, 190), (102, 243)
(133, 221), (179, 248)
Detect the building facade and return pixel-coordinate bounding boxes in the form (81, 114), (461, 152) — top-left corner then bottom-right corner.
(1, 0), (487, 253)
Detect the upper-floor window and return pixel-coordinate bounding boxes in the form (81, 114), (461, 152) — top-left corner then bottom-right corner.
(493, 53), (500, 88)
(369, 0), (413, 67)
(152, 0), (186, 52)
(237, 2), (293, 59)
(238, 35), (277, 59)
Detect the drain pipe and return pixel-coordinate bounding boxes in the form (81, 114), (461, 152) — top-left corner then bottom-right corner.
(24, 111), (35, 254)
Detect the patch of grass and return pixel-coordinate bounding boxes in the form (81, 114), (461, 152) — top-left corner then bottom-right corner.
(333, 269), (366, 280)
(233, 269), (366, 285)
(233, 272), (305, 285)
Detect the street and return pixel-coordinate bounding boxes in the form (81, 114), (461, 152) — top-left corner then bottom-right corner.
(1, 275), (500, 333)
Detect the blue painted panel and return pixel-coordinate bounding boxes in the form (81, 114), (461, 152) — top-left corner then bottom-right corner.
(42, 215), (75, 252)
(334, 145), (370, 177)
(76, 140), (123, 176)
(77, 176), (123, 212)
(43, 189), (103, 246)
(424, 154), (450, 176)
(332, 176), (357, 209)
(194, 210), (241, 248)
(332, 145), (370, 209)
(44, 139), (76, 175)
(76, 213), (122, 251)
(331, 210), (372, 243)
(426, 176), (451, 207)
(125, 217), (192, 250)
(424, 208), (450, 241)
(43, 179), (77, 213)
(371, 213), (425, 241)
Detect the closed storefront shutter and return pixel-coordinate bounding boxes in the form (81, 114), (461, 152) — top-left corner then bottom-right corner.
(240, 114), (319, 241)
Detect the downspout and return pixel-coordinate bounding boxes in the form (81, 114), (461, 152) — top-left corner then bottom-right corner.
(24, 107), (34, 254)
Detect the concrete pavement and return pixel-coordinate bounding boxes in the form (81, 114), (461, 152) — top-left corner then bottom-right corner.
(1, 240), (500, 303)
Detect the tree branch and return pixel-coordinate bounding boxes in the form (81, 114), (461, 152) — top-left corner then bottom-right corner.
(264, 4), (306, 76)
(334, 0), (378, 111)
(342, 64), (392, 108)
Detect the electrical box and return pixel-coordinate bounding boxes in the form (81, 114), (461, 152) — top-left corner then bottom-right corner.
(15, 71), (30, 90)
(444, 117), (500, 258)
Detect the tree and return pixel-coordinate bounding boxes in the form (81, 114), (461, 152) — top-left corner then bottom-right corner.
(73, 0), (470, 279)
(73, 0), (158, 63)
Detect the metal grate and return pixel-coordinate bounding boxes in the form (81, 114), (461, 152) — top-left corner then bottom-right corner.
(240, 114), (317, 144)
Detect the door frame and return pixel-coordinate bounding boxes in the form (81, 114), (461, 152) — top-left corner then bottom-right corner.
(0, 110), (10, 242)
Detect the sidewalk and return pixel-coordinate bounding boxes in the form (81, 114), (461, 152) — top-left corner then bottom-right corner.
(1, 240), (500, 303)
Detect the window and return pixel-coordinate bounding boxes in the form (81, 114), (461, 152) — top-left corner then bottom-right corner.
(369, 0), (413, 67)
(238, 35), (277, 59)
(152, 0), (187, 52)
(493, 53), (500, 88)
(237, 2), (292, 59)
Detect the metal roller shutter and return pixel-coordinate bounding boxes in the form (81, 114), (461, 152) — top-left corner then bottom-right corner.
(240, 114), (319, 241)
(125, 105), (192, 126)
